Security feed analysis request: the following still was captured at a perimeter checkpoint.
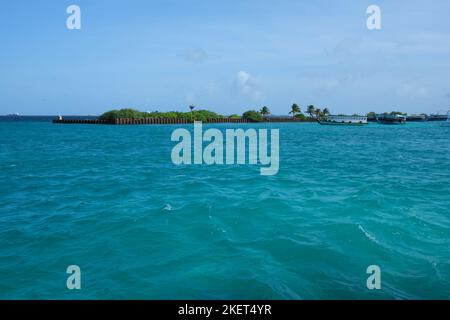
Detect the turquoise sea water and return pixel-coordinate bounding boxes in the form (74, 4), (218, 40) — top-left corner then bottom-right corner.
(0, 121), (449, 299)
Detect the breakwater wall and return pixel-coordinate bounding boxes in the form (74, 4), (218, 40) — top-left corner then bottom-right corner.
(53, 119), (111, 124)
(53, 117), (315, 125)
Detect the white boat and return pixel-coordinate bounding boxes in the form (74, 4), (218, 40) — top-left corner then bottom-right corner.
(318, 115), (368, 126)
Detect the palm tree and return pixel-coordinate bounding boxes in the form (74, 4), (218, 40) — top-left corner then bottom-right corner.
(323, 108), (330, 116)
(189, 105), (195, 122)
(260, 106), (270, 117)
(307, 105), (315, 118)
(289, 104), (301, 117)
(315, 108), (322, 119)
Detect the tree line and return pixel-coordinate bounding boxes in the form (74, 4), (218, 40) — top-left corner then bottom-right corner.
(99, 104), (331, 122)
(242, 104), (330, 122)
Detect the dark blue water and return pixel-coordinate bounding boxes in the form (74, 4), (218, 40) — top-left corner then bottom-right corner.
(0, 120), (449, 299)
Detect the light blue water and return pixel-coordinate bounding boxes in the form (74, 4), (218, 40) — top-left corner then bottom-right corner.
(0, 121), (449, 299)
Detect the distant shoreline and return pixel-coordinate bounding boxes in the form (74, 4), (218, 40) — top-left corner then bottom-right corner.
(1, 115), (447, 125)
(52, 117), (317, 125)
(0, 115), (99, 123)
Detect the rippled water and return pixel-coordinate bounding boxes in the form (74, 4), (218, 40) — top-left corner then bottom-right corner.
(0, 121), (449, 299)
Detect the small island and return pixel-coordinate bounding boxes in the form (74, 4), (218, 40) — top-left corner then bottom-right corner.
(52, 105), (447, 125)
(53, 104), (322, 125)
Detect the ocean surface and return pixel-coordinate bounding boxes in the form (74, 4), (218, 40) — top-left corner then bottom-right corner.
(0, 119), (449, 299)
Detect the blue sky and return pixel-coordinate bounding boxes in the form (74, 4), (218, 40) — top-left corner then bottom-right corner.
(1, 0), (449, 115)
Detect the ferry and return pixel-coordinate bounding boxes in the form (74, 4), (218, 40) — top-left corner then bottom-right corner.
(376, 113), (406, 125)
(318, 115), (368, 126)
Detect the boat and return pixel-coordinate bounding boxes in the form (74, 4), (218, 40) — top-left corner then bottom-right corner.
(428, 114), (447, 121)
(442, 111), (450, 126)
(376, 113), (406, 124)
(406, 114), (428, 122)
(318, 115), (368, 126)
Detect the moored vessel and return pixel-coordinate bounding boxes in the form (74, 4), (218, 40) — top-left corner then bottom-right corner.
(376, 113), (406, 125)
(428, 114), (447, 121)
(406, 114), (428, 122)
(318, 115), (368, 126)
(443, 111), (450, 127)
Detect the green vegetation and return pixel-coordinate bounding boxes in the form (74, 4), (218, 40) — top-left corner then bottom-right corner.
(260, 106), (270, 117)
(242, 110), (264, 122)
(294, 113), (307, 120)
(98, 104), (342, 123)
(299, 105), (331, 120)
(189, 105), (195, 121)
(99, 108), (223, 122)
(99, 108), (146, 120)
(307, 105), (316, 117)
(289, 104), (301, 117)
(315, 108), (322, 118)
(390, 111), (406, 116)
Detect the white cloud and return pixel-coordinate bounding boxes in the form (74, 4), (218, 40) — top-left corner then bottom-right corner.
(236, 71), (262, 101)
